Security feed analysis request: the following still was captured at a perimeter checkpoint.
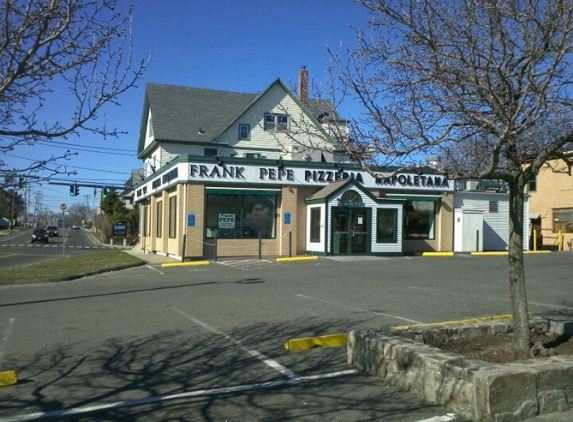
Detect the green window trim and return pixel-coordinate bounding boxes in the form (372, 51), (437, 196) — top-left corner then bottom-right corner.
(376, 208), (398, 243)
(386, 195), (441, 202)
(310, 207), (321, 243)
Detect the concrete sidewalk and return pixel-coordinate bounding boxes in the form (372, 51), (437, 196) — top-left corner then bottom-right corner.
(123, 246), (183, 265)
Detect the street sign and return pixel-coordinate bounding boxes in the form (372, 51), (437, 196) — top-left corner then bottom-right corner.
(60, 203), (67, 211)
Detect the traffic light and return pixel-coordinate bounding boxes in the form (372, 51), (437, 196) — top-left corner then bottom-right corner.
(69, 185), (80, 196)
(102, 187), (108, 198)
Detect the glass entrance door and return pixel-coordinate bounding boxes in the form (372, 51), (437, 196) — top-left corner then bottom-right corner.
(332, 208), (369, 254)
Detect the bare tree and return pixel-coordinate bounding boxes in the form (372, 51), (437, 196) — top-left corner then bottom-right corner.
(0, 0), (149, 188)
(326, 0), (573, 353)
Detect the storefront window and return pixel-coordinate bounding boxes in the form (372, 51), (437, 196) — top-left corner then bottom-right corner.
(553, 209), (573, 233)
(376, 209), (397, 243)
(404, 200), (435, 239)
(142, 206), (148, 236)
(310, 207), (321, 243)
(156, 201), (163, 238)
(169, 196), (177, 238)
(206, 193), (277, 239)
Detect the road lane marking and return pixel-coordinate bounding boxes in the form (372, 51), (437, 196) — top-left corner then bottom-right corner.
(296, 294), (423, 324)
(0, 369), (358, 422)
(170, 307), (301, 380)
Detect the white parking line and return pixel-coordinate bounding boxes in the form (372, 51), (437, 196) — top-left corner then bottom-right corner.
(410, 286), (573, 311)
(146, 265), (164, 275)
(170, 307), (301, 380)
(0, 369), (358, 422)
(296, 294), (423, 324)
(416, 414), (457, 422)
(0, 318), (15, 368)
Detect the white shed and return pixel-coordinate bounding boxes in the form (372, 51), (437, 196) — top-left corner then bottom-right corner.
(454, 192), (530, 251)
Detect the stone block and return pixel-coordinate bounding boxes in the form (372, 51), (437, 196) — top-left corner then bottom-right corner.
(348, 318), (573, 421)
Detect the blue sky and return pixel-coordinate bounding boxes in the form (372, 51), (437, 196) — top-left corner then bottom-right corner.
(6, 0), (370, 213)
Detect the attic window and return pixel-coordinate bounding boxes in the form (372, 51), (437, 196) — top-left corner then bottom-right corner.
(148, 119), (153, 137)
(264, 113), (288, 132)
(239, 124), (250, 140)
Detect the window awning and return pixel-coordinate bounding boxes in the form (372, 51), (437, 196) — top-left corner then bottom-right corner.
(205, 188), (281, 196)
(386, 194), (441, 202)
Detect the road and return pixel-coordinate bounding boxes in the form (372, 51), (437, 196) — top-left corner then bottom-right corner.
(0, 228), (117, 270)
(0, 252), (572, 421)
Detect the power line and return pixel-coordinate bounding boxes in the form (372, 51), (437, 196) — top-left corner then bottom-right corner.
(36, 141), (135, 156)
(3, 153), (136, 176)
(37, 139), (135, 153)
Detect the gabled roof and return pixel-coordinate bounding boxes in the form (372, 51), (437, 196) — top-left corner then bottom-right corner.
(137, 80), (342, 159)
(306, 177), (406, 205)
(143, 83), (256, 144)
(305, 179), (349, 201)
(305, 178), (380, 204)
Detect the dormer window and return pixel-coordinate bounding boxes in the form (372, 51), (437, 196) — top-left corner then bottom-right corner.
(264, 113), (289, 132)
(238, 124), (250, 140)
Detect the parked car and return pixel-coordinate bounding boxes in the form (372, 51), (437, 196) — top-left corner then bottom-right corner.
(46, 225), (59, 236)
(71, 224), (80, 230)
(31, 228), (49, 243)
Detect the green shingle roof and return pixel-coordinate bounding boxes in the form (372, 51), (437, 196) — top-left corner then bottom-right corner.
(145, 83), (257, 143)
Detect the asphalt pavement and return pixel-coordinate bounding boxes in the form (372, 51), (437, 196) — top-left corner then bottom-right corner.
(4, 231), (573, 422)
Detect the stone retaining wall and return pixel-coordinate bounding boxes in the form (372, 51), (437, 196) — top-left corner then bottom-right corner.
(347, 318), (573, 421)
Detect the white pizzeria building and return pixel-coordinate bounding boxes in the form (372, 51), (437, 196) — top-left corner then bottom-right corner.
(134, 68), (456, 260)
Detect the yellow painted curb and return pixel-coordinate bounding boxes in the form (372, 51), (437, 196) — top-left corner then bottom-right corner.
(162, 261), (210, 268)
(0, 371), (17, 387)
(276, 256), (319, 263)
(392, 313), (532, 331)
(420, 252), (455, 257)
(284, 333), (348, 351)
(471, 251), (508, 256)
(473, 251), (552, 255)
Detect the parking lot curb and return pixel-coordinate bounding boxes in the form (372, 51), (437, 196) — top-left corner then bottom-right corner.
(284, 333), (348, 351)
(420, 252), (455, 257)
(391, 313), (520, 331)
(276, 256), (319, 263)
(0, 371), (17, 387)
(162, 261), (210, 268)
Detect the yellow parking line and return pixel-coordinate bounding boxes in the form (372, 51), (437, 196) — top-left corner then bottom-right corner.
(276, 256), (319, 263)
(162, 261), (210, 268)
(0, 371), (17, 387)
(284, 333), (348, 351)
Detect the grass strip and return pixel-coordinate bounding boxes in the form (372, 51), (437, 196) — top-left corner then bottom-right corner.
(0, 250), (145, 285)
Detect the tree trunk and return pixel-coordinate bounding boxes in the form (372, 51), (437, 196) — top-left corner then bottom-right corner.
(507, 178), (530, 353)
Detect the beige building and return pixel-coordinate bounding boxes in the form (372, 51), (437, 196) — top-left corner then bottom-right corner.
(133, 69), (455, 260)
(528, 155), (573, 249)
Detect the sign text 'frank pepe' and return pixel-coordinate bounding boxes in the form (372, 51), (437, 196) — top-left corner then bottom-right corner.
(188, 164), (449, 188)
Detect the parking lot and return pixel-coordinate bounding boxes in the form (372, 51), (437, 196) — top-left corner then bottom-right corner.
(1, 252), (572, 421)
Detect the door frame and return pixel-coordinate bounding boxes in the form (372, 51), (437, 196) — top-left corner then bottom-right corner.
(330, 207), (371, 255)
